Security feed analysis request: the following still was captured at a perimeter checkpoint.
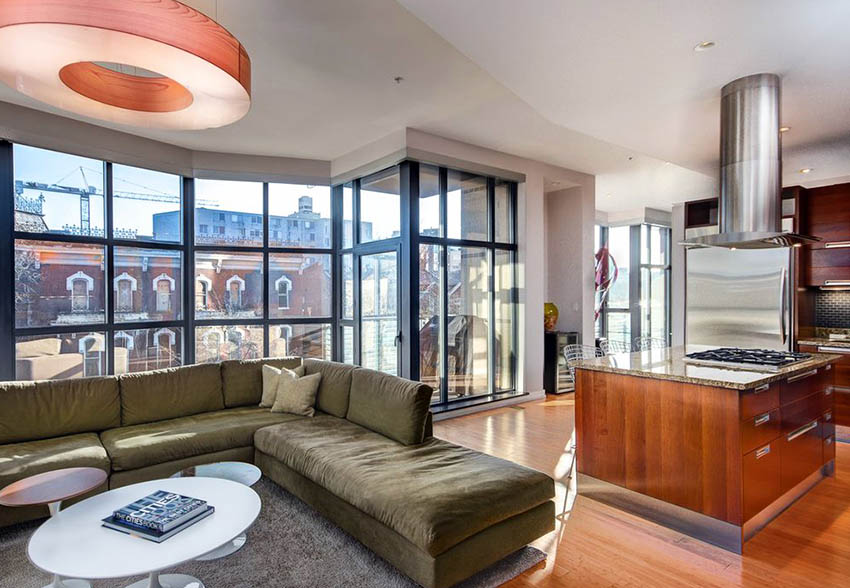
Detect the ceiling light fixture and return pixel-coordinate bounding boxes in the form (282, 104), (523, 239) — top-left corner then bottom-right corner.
(694, 41), (716, 52)
(0, 0), (251, 130)
(779, 126), (791, 133)
(800, 168), (813, 174)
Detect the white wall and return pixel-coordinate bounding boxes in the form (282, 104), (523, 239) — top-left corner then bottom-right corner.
(546, 186), (596, 341)
(0, 101), (330, 183)
(671, 203), (686, 345)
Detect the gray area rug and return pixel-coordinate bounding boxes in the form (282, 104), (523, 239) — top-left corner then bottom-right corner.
(0, 477), (545, 588)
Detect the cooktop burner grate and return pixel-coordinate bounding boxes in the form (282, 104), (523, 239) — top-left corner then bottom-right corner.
(684, 348), (811, 371)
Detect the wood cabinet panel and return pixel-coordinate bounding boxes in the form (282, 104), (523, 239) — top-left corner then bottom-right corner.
(575, 370), (743, 524)
(780, 420), (822, 493)
(742, 409), (781, 455)
(803, 183), (850, 243)
(824, 435), (836, 464)
(743, 441), (781, 522)
(835, 388), (850, 427)
(806, 266), (850, 286)
(741, 382), (779, 421)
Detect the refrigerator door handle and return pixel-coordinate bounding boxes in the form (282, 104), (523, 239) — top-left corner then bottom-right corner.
(779, 266), (787, 345)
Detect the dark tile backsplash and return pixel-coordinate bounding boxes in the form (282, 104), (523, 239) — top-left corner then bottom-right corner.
(815, 290), (850, 328)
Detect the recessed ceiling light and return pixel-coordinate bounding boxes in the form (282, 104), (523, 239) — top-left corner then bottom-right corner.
(606, 193), (612, 198)
(779, 126), (791, 133)
(694, 41), (716, 52)
(800, 168), (813, 174)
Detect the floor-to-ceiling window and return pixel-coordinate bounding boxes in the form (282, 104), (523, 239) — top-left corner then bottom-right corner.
(3, 143), (518, 407)
(596, 223), (671, 349)
(414, 166), (517, 406)
(192, 180), (333, 364)
(9, 143), (185, 378)
(334, 161), (517, 408)
(2, 141), (334, 380)
(335, 167), (401, 375)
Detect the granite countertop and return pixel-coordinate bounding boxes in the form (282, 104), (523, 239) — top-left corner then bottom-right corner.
(574, 345), (841, 390)
(797, 337), (850, 349)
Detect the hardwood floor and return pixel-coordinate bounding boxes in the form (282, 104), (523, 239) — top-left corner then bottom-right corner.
(434, 394), (850, 587)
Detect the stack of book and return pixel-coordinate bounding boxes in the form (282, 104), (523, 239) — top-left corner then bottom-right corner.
(102, 490), (214, 543)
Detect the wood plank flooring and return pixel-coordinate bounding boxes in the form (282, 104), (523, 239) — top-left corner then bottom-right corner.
(434, 394), (850, 588)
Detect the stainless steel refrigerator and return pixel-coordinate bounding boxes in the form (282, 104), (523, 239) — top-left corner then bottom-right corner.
(686, 247), (792, 350)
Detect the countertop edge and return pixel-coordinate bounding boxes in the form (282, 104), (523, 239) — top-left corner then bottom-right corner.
(798, 338), (850, 349)
(574, 353), (841, 391)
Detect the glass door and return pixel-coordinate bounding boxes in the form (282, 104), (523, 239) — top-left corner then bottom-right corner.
(359, 249), (400, 375)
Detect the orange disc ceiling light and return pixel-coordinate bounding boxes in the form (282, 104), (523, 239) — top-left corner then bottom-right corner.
(0, 0), (251, 129)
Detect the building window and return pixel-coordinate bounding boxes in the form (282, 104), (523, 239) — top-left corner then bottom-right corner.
(276, 275), (291, 310)
(114, 272), (136, 312)
(67, 271), (94, 312)
(226, 274), (246, 310)
(196, 275), (211, 310)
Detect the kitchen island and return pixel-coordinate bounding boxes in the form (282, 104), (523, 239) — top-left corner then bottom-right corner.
(574, 346), (839, 553)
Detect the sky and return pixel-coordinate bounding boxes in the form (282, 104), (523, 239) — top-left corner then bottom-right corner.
(15, 143), (482, 243)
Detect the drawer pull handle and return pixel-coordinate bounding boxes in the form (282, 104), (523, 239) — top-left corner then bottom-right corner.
(824, 241), (850, 249)
(755, 445), (771, 459)
(817, 346), (850, 354)
(788, 369), (818, 383)
(754, 384), (770, 393)
(754, 413), (771, 426)
(825, 411), (832, 421)
(825, 280), (850, 286)
(787, 420), (818, 442)
(825, 388), (833, 396)
(826, 437), (834, 446)
(826, 364), (832, 371)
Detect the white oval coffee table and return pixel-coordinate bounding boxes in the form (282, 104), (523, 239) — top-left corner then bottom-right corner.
(28, 477), (261, 588)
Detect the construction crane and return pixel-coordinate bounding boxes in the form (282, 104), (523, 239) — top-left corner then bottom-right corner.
(14, 166), (215, 231)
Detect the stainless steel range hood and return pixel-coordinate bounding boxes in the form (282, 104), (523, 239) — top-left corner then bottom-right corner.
(683, 73), (819, 249)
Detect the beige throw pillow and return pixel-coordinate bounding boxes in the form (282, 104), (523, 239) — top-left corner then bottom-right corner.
(260, 364), (304, 408)
(271, 372), (322, 417)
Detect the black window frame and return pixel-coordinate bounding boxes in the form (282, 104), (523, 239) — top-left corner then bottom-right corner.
(334, 160), (519, 411)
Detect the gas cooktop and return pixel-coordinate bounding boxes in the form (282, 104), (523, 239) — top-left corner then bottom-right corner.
(683, 348), (811, 372)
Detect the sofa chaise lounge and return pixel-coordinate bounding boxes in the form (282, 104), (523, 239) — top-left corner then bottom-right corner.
(0, 358), (555, 588)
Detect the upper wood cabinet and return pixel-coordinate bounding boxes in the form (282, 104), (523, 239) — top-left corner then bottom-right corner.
(800, 182), (850, 286)
(803, 182), (850, 247)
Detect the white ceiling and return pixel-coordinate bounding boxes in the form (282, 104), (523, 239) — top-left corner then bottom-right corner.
(399, 0), (850, 200)
(0, 0), (846, 213)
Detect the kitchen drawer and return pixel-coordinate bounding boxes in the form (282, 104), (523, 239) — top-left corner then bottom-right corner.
(824, 435), (836, 464)
(781, 366), (831, 406)
(782, 393), (824, 434)
(743, 441), (781, 521)
(741, 381), (779, 421)
(812, 346), (850, 387)
(742, 409), (781, 455)
(780, 419), (822, 493)
(806, 266), (850, 286)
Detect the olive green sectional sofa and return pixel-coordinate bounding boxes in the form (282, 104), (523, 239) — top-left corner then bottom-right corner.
(0, 358), (555, 588)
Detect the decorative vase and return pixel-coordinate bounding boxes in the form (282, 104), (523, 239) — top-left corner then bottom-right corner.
(544, 302), (559, 332)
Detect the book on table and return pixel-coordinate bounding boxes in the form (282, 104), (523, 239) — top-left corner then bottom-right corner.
(102, 490), (214, 542)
